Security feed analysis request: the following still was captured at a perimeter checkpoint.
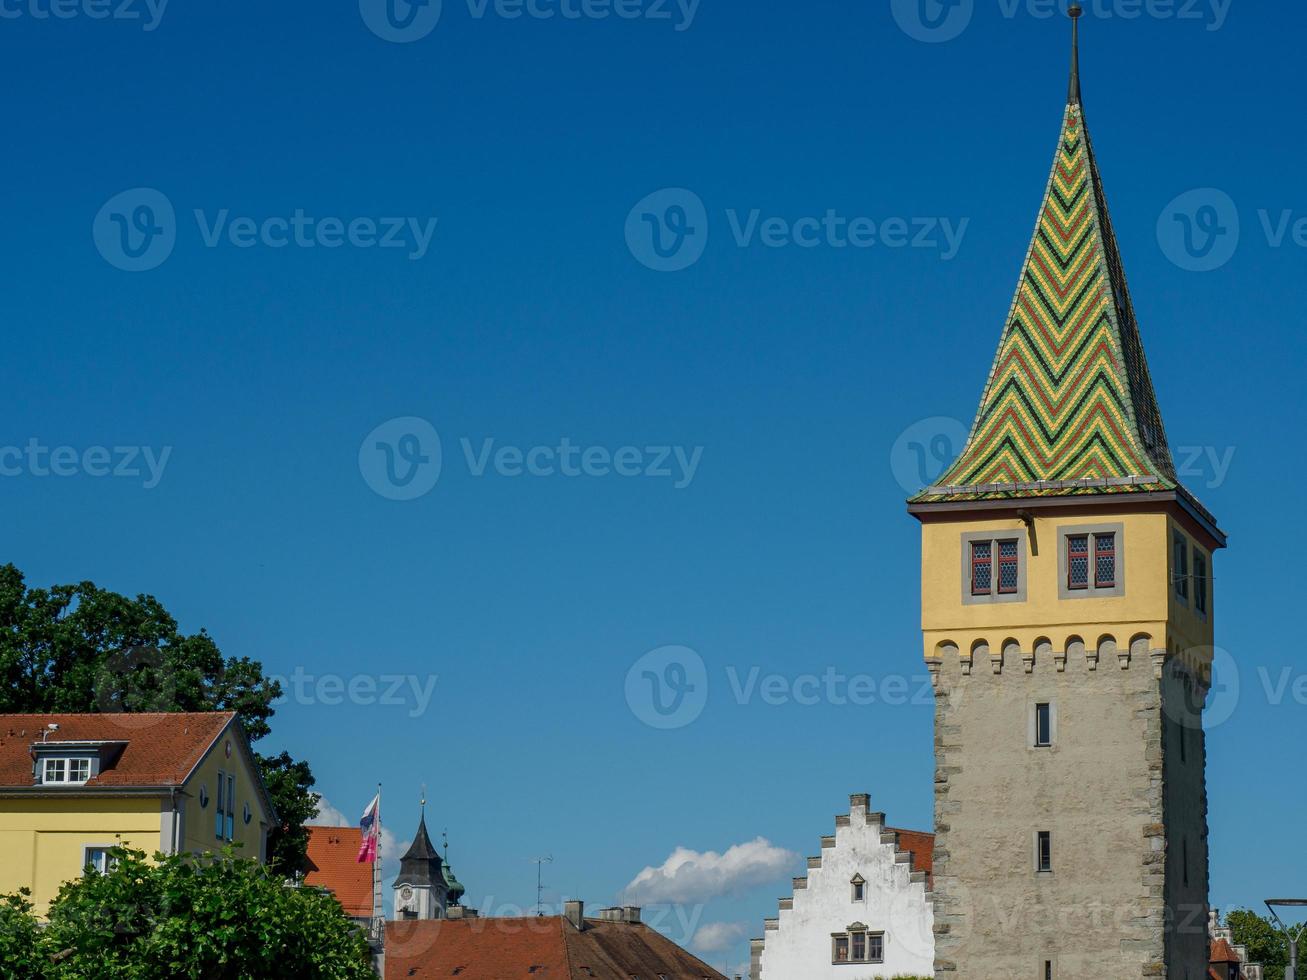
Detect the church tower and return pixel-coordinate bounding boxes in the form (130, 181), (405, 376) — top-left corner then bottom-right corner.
(392, 805), (449, 920)
(908, 8), (1225, 978)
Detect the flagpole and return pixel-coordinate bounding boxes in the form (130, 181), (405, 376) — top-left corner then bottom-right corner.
(373, 783), (383, 940)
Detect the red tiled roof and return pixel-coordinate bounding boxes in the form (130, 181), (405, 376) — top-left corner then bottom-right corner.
(889, 827), (935, 882)
(306, 826), (373, 918)
(0, 713), (235, 789)
(385, 916), (729, 979)
(1211, 938), (1241, 964)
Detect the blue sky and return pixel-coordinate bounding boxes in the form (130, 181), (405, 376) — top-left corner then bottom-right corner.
(3, 0), (1304, 970)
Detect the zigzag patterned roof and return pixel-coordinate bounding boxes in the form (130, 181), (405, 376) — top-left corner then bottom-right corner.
(914, 36), (1179, 504)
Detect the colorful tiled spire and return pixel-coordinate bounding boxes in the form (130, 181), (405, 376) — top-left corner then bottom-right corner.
(914, 7), (1180, 504)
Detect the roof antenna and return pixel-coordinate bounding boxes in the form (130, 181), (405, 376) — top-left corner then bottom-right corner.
(1068, 3), (1083, 106)
(529, 856), (554, 917)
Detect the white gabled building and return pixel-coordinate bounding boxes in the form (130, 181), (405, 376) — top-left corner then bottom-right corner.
(752, 793), (934, 980)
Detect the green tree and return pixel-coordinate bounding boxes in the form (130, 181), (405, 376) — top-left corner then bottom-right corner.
(1227, 908), (1291, 980)
(0, 563), (316, 874)
(16, 846), (376, 979)
(0, 890), (54, 979)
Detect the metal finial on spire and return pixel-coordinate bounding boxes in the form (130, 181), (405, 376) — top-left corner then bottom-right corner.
(1068, 3), (1083, 105)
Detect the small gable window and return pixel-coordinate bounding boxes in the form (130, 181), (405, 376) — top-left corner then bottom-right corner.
(850, 874), (865, 902)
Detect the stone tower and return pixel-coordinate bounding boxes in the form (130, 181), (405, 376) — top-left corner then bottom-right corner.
(392, 807), (449, 920)
(908, 8), (1225, 978)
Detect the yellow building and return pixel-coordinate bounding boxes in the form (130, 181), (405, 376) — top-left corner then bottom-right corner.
(908, 8), (1225, 978)
(0, 711), (276, 915)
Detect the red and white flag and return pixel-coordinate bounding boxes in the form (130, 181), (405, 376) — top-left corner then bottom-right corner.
(356, 793), (380, 864)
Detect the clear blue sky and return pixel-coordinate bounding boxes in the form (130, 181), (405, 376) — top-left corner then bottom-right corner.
(3, 0), (1303, 970)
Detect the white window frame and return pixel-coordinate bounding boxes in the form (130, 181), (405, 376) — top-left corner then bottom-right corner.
(42, 757), (92, 784)
(83, 845), (118, 875)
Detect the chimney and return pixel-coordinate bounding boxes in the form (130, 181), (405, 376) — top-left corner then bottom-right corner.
(622, 906), (641, 924)
(564, 900), (585, 931)
(598, 907), (624, 922)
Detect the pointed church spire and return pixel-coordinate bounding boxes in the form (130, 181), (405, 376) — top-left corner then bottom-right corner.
(1068, 3), (1083, 105)
(910, 10), (1219, 538)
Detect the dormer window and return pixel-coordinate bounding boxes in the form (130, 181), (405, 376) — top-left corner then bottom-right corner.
(43, 757), (92, 784)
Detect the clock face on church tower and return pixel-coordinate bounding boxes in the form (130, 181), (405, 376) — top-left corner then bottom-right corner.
(400, 886), (414, 902)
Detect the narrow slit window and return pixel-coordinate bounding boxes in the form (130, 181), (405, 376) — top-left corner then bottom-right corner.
(1067, 535), (1089, 590)
(971, 541), (992, 596)
(998, 539), (1020, 594)
(1035, 703), (1052, 747)
(1037, 832), (1052, 873)
(1094, 533), (1116, 588)
(1194, 553), (1208, 614)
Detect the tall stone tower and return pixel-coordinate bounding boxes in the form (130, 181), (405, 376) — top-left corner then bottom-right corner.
(908, 8), (1225, 978)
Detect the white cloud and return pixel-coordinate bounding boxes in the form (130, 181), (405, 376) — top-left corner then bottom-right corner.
(306, 795), (351, 827)
(621, 837), (798, 905)
(380, 834), (411, 865)
(691, 921), (749, 954)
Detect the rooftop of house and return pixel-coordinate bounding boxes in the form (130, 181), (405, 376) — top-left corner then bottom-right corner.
(887, 826), (935, 883)
(305, 826), (374, 919)
(0, 712), (237, 790)
(384, 908), (729, 980)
